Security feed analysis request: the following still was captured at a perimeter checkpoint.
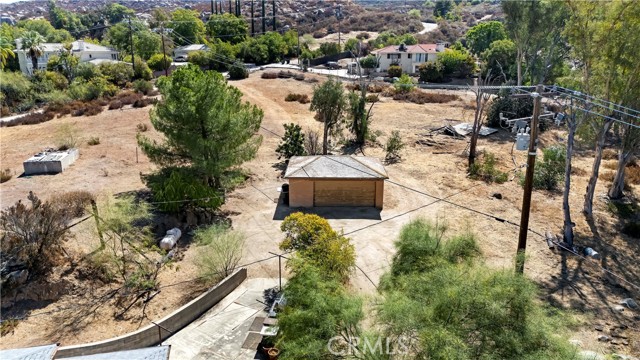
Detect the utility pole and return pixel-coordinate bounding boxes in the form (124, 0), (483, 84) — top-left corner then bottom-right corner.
(261, 0), (266, 34)
(516, 84), (544, 274)
(250, 0), (254, 36)
(128, 16), (135, 79)
(272, 0), (276, 31)
(161, 24), (168, 77)
(296, 28), (300, 70)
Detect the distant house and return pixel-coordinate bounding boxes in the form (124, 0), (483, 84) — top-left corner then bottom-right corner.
(173, 44), (209, 60)
(15, 39), (119, 75)
(372, 43), (448, 74)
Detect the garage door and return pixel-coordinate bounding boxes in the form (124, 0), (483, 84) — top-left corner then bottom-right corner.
(314, 180), (375, 207)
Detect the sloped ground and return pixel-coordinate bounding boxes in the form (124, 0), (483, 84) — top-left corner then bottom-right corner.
(0, 71), (637, 356)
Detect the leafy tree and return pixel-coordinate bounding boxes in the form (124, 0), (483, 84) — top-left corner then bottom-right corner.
(344, 38), (359, 53)
(21, 30), (45, 74)
(46, 43), (78, 80)
(465, 21), (507, 55)
(48, 0), (85, 34)
(437, 48), (475, 77)
(377, 218), (575, 360)
(280, 213), (355, 282)
(0, 192), (71, 285)
(236, 37), (270, 65)
(147, 53), (171, 72)
(206, 13), (248, 45)
(0, 71), (33, 109)
(229, 62), (249, 79)
(259, 31), (287, 63)
(104, 22), (145, 55)
(319, 42), (341, 56)
(359, 55), (378, 69)
(137, 65), (263, 209)
(481, 39), (516, 80)
(17, 19), (73, 43)
(310, 78), (346, 154)
(123, 55), (153, 80)
(0, 36), (15, 69)
(276, 123), (306, 160)
(502, 0), (568, 85)
(1, 24), (22, 71)
(134, 30), (162, 60)
(433, 0), (453, 18)
(419, 61), (445, 82)
(277, 261), (363, 360)
(102, 3), (134, 24)
(408, 9), (421, 18)
(169, 9), (206, 45)
(98, 62), (134, 86)
(347, 89), (376, 145)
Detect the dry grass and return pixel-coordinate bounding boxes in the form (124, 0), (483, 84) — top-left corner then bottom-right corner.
(53, 191), (96, 218)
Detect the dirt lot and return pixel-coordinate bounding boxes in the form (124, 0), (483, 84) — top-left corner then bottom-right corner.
(1, 71), (638, 356)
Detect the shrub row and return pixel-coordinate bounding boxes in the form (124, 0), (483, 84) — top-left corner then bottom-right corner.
(261, 72), (278, 79)
(392, 91), (460, 104)
(1, 111), (55, 127)
(284, 93), (310, 104)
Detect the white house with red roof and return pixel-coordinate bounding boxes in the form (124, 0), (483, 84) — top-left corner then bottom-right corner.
(372, 42), (448, 74)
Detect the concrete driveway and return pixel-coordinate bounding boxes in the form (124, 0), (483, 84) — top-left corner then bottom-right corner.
(163, 278), (279, 360)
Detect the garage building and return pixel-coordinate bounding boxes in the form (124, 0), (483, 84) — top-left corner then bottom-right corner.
(284, 156), (388, 209)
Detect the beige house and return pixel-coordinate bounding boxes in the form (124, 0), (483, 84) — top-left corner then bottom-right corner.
(284, 156), (388, 209)
(372, 43), (448, 74)
(15, 39), (119, 75)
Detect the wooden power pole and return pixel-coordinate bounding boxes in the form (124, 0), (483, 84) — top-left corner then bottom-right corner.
(516, 84), (544, 274)
(161, 24), (168, 77)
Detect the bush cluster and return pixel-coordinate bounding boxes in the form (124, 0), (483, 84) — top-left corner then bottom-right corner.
(391, 90), (460, 104)
(261, 72), (278, 79)
(284, 93), (310, 104)
(469, 152), (508, 183)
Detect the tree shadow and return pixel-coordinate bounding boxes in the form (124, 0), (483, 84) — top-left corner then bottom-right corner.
(476, 127), (514, 145)
(272, 192), (381, 220)
(271, 161), (287, 179)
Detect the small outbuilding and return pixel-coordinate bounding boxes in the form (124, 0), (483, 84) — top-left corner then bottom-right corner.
(284, 156), (388, 209)
(23, 149), (79, 175)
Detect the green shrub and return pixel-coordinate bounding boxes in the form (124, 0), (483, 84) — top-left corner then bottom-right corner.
(75, 62), (102, 81)
(98, 62), (134, 86)
(143, 168), (223, 213)
(132, 79), (153, 95)
(385, 130), (405, 163)
(68, 77), (118, 101)
(394, 73), (416, 93)
(34, 71), (69, 91)
(0, 71), (33, 109)
(228, 62), (249, 80)
(122, 55), (153, 80)
(147, 53), (171, 72)
(419, 61), (445, 82)
(87, 136), (100, 146)
(276, 123), (306, 160)
(469, 152), (509, 184)
(365, 94), (379, 103)
(387, 65), (402, 78)
(438, 48), (476, 77)
(195, 225), (245, 285)
(36, 90), (71, 106)
(520, 146), (566, 190)
(486, 94), (534, 128)
(136, 123), (148, 132)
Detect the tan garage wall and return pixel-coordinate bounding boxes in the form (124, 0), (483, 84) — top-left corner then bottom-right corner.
(375, 180), (384, 209)
(314, 180), (376, 207)
(289, 179), (314, 207)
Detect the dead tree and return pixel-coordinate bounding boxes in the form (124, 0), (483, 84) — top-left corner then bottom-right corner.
(562, 106), (584, 246)
(468, 71), (493, 169)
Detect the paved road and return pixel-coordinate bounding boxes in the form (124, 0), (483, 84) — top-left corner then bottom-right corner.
(163, 278), (279, 360)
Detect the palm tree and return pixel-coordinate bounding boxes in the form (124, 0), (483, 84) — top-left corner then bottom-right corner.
(0, 37), (15, 70)
(21, 31), (45, 74)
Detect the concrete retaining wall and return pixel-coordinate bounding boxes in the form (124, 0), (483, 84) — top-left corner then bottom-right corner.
(55, 268), (247, 359)
(309, 51), (351, 66)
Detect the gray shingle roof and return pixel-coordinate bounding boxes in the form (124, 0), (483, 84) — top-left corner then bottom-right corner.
(62, 345), (170, 360)
(284, 156), (388, 179)
(0, 344), (58, 360)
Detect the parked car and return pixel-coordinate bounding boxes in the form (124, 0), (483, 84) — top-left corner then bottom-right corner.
(174, 54), (188, 62)
(325, 61), (341, 69)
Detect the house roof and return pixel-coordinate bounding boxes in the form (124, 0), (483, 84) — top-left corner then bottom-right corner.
(284, 156), (388, 179)
(0, 343), (58, 360)
(19, 40), (115, 53)
(62, 346), (170, 360)
(373, 44), (438, 54)
(174, 44), (208, 52)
